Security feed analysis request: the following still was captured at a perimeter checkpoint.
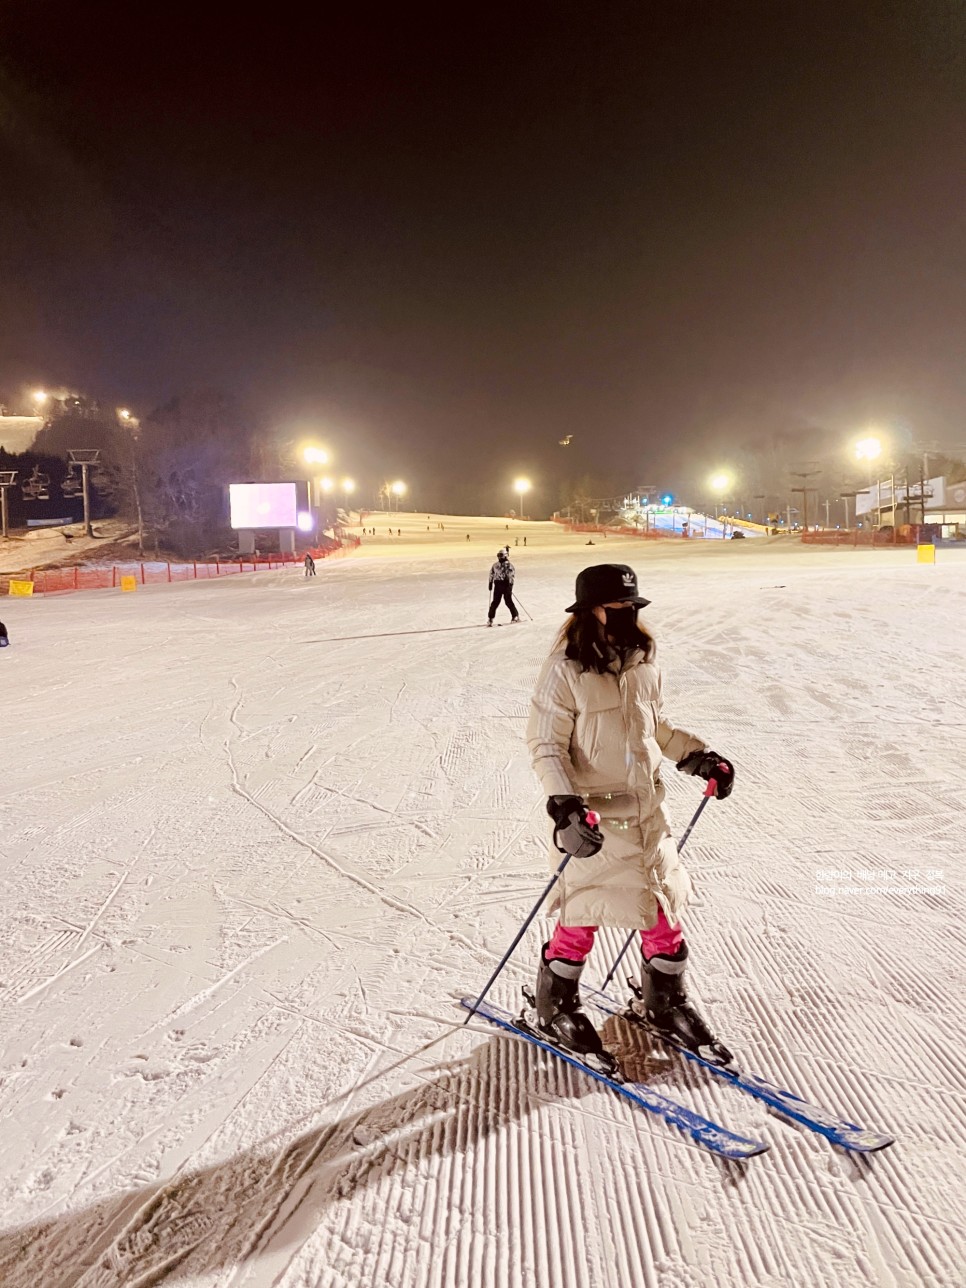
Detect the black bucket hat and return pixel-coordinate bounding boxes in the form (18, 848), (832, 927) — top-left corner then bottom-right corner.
(566, 563), (651, 613)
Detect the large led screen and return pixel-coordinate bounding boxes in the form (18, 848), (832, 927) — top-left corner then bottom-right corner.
(229, 482), (299, 530)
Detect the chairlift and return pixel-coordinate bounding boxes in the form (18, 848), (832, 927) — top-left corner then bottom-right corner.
(21, 466), (51, 501)
(61, 463), (83, 496)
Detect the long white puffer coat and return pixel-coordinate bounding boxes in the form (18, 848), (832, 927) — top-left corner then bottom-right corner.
(527, 644), (708, 929)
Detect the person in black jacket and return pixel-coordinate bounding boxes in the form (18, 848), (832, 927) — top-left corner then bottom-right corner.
(487, 550), (520, 625)
(0, 620), (8, 647)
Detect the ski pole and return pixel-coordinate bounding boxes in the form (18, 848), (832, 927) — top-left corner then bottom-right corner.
(512, 593), (534, 621)
(463, 811), (600, 1022)
(600, 779), (718, 991)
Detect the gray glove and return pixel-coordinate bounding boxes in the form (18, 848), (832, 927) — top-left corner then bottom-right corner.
(547, 795), (604, 858)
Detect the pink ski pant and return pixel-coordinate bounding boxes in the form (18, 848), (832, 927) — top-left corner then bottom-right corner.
(548, 905), (683, 962)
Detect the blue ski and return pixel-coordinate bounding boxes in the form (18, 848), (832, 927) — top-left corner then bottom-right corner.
(460, 996), (769, 1160)
(585, 986), (894, 1154)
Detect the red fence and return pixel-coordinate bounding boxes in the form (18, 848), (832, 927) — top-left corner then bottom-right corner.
(800, 527), (923, 547)
(555, 517), (929, 548)
(1, 536), (360, 596)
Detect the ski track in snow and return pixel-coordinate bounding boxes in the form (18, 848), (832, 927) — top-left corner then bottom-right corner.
(1, 518), (965, 1287)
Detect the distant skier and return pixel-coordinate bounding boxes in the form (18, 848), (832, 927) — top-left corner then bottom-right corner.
(487, 549), (520, 625)
(0, 620), (8, 648)
(304, 553), (316, 578)
(526, 563), (735, 1065)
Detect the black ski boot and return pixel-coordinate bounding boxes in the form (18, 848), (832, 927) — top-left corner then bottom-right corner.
(631, 944), (733, 1066)
(526, 944), (617, 1075)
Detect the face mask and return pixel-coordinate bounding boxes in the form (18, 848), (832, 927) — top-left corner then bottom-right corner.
(603, 605), (639, 648)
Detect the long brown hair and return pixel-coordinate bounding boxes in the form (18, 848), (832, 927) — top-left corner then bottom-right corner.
(553, 608), (656, 674)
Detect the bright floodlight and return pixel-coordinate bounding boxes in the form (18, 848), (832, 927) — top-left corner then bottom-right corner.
(391, 480), (407, 496)
(855, 436), (882, 462)
(119, 408), (131, 421)
(342, 478), (356, 493)
(320, 477), (334, 493)
(514, 477), (531, 495)
(709, 472), (731, 493)
(303, 445), (329, 465)
(296, 511), (315, 532)
(32, 389), (47, 405)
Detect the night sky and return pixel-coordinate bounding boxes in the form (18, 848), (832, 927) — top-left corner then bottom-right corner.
(3, 4), (966, 509)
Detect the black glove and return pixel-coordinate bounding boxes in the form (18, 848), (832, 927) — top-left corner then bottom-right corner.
(547, 795), (604, 858)
(676, 750), (735, 799)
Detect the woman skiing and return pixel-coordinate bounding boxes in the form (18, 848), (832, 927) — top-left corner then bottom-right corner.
(526, 563), (735, 1065)
(487, 549), (520, 625)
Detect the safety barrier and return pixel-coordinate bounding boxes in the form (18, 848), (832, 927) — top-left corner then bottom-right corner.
(556, 518), (929, 546)
(800, 528), (921, 547)
(0, 536), (360, 596)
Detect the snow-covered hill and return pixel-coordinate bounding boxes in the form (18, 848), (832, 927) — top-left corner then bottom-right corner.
(1, 515), (962, 1287)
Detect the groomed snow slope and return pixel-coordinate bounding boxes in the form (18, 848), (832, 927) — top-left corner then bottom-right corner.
(1, 515), (964, 1288)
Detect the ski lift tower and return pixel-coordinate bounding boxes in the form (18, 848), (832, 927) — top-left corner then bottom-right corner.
(68, 449), (101, 538)
(0, 470), (17, 539)
(790, 465), (822, 533)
